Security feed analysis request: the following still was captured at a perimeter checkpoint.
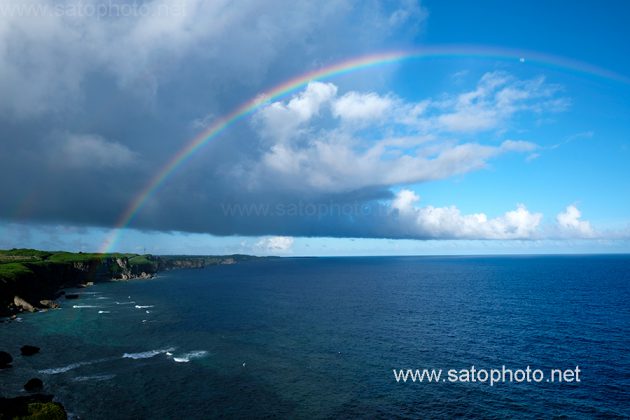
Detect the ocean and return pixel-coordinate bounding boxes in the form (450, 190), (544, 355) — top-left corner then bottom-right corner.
(1, 256), (629, 418)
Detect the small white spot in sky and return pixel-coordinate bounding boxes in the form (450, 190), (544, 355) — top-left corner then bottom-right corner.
(519, 57), (525, 63)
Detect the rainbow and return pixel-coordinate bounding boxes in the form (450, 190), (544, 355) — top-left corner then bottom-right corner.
(98, 45), (630, 252)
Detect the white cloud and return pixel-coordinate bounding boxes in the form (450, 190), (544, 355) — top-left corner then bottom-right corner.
(332, 91), (395, 122)
(388, 0), (427, 28)
(433, 72), (566, 133)
(255, 236), (294, 253)
(254, 82), (337, 142)
(57, 133), (135, 169)
(391, 189), (543, 239)
(387, 192), (604, 240)
(451, 69), (469, 81)
(556, 205), (594, 237)
(252, 76), (550, 193)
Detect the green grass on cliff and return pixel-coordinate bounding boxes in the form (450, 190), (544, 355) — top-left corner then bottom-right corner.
(128, 255), (158, 272)
(128, 255), (151, 264)
(0, 249), (53, 264)
(0, 262), (33, 281)
(0, 249), (133, 264)
(0, 250), (145, 283)
(0, 249), (54, 258)
(47, 252), (134, 263)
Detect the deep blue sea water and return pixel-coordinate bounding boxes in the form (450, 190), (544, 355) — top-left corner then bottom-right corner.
(1, 256), (629, 418)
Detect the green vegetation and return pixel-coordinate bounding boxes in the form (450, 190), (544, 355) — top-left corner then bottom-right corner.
(46, 252), (133, 263)
(18, 402), (67, 420)
(128, 255), (152, 265)
(128, 255), (158, 272)
(0, 249), (54, 258)
(0, 249), (52, 264)
(0, 397), (67, 420)
(0, 262), (33, 282)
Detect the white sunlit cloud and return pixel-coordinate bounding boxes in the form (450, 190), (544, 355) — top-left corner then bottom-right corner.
(391, 189), (543, 239)
(389, 190), (602, 240)
(255, 236), (295, 253)
(556, 205), (595, 238)
(251, 71), (558, 193)
(331, 91), (397, 122)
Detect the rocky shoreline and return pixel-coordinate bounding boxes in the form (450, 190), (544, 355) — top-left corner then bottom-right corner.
(0, 250), (260, 319)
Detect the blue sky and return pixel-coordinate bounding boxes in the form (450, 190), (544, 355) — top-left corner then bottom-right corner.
(0, 0), (629, 255)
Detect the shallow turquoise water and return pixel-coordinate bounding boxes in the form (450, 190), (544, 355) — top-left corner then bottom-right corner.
(1, 256), (629, 418)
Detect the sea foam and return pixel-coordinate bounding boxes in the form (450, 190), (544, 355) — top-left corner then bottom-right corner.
(122, 347), (175, 360)
(72, 374), (116, 382)
(172, 350), (209, 363)
(39, 358), (111, 374)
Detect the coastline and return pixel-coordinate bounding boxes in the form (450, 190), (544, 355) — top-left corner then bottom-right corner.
(0, 249), (262, 319)
(0, 250), (264, 419)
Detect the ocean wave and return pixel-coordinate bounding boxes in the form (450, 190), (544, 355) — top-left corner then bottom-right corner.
(115, 301), (135, 305)
(134, 305), (154, 309)
(98, 310), (111, 314)
(72, 305), (99, 308)
(172, 350), (209, 363)
(95, 297), (110, 300)
(72, 374), (115, 382)
(39, 358), (111, 375)
(122, 347), (175, 360)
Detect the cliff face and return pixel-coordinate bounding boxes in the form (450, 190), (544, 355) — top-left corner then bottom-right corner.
(0, 256), (158, 316)
(68, 257), (155, 281)
(157, 256), (236, 270)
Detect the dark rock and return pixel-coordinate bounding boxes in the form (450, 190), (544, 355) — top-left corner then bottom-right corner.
(0, 394), (66, 419)
(64, 294), (80, 300)
(21, 345), (40, 356)
(39, 300), (59, 309)
(0, 351), (12, 368)
(24, 378), (44, 392)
